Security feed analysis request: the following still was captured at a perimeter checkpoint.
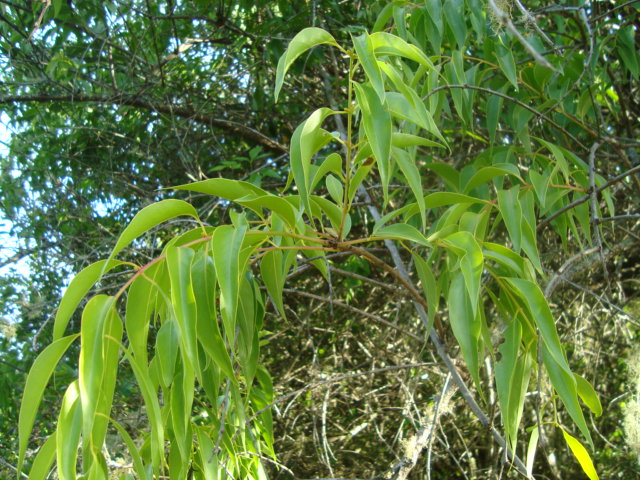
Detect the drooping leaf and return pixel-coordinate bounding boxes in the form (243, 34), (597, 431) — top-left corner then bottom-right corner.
(18, 334), (79, 474)
(56, 381), (82, 480)
(354, 82), (392, 203)
(442, 231), (483, 315)
(27, 434), (57, 480)
(353, 32), (386, 102)
(574, 373), (603, 417)
(213, 224), (246, 335)
(562, 428), (599, 480)
(53, 259), (125, 340)
(393, 147), (425, 229)
(497, 187), (523, 253)
(447, 273), (481, 389)
(260, 249), (287, 319)
(412, 252), (438, 334)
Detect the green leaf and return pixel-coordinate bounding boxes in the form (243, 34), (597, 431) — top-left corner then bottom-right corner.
(109, 199), (201, 260)
(425, 192), (491, 208)
(443, 0), (466, 48)
(18, 334), (79, 474)
(369, 32), (434, 69)
(442, 231), (483, 315)
(562, 428), (599, 480)
(119, 345), (164, 473)
(325, 174), (344, 205)
(155, 318), (179, 387)
(261, 249), (287, 319)
(310, 152), (342, 192)
(497, 187), (523, 252)
(495, 42), (518, 89)
(167, 246), (199, 368)
(374, 223), (430, 247)
(236, 195), (299, 230)
(27, 434), (56, 480)
(195, 428), (219, 480)
(78, 295), (117, 445)
(447, 273), (481, 389)
(312, 195), (351, 237)
(353, 32), (385, 102)
(290, 108), (336, 219)
(354, 82), (392, 203)
(275, 27), (339, 101)
(574, 373), (602, 417)
(495, 319), (532, 450)
(392, 132), (444, 149)
(57, 381), (82, 480)
(125, 269), (158, 366)
(213, 224), (246, 335)
(393, 147), (425, 229)
(505, 278), (569, 373)
(174, 177), (268, 199)
(412, 252), (438, 334)
(53, 259), (125, 340)
(526, 426), (539, 478)
(462, 164), (522, 193)
(190, 251), (235, 379)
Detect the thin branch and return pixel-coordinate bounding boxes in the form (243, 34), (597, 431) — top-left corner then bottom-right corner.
(282, 288), (425, 343)
(538, 163), (640, 230)
(0, 93), (287, 153)
(422, 84), (590, 150)
(356, 186), (532, 478)
(487, 0), (557, 72)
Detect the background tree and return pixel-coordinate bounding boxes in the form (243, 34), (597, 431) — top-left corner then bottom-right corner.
(1, 0), (640, 478)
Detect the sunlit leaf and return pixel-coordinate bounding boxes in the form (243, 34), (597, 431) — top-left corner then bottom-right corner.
(354, 82), (392, 203)
(110, 200), (200, 263)
(562, 428), (599, 480)
(18, 334), (79, 474)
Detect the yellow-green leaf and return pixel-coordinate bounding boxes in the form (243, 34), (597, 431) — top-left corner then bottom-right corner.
(109, 199), (200, 260)
(18, 334), (79, 474)
(562, 428), (599, 480)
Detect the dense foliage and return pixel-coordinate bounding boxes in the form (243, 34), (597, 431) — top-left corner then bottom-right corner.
(1, 1), (640, 479)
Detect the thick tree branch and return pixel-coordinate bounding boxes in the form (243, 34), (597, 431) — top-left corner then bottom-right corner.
(0, 93), (288, 154)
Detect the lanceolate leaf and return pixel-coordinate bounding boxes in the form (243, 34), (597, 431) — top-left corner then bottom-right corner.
(412, 253), (439, 334)
(27, 434), (57, 480)
(447, 273), (481, 389)
(109, 417), (151, 480)
(374, 223), (430, 246)
(56, 381), (82, 480)
(290, 108), (335, 219)
(562, 428), (599, 480)
(442, 231), (483, 315)
(167, 246), (199, 368)
(213, 224), (246, 336)
(394, 147), (426, 229)
(109, 199), (201, 261)
(574, 373), (603, 417)
(353, 32), (385, 102)
(370, 31), (434, 69)
(275, 27), (339, 101)
(18, 334), (80, 474)
(78, 295), (118, 448)
(261, 249), (287, 318)
(354, 82), (392, 203)
(53, 259), (125, 340)
(174, 178), (268, 199)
